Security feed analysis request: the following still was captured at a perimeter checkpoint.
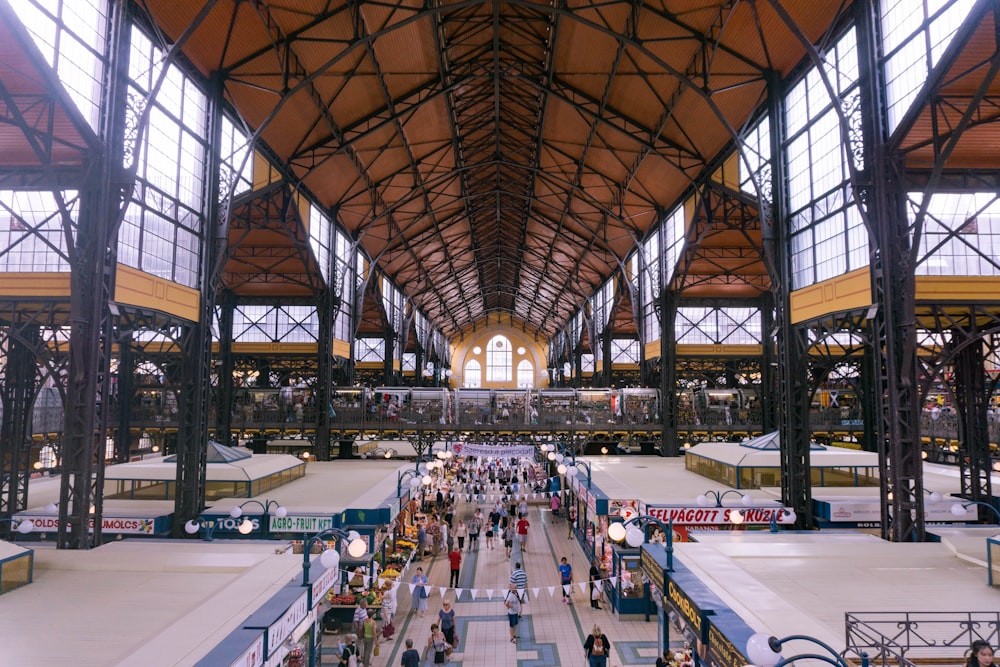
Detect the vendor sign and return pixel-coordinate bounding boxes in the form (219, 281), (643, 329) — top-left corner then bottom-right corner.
(647, 505), (794, 525)
(450, 442), (534, 458)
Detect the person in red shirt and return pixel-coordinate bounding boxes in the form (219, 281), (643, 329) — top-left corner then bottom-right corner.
(448, 547), (462, 588)
(516, 513), (530, 552)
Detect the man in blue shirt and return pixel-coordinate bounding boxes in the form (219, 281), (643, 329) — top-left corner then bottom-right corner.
(558, 557), (573, 604)
(400, 638), (420, 667)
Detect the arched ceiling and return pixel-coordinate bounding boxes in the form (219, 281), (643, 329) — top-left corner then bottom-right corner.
(139, 0), (851, 340)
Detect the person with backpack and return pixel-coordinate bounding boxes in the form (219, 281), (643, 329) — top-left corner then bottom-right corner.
(584, 623), (611, 666)
(340, 634), (359, 667)
(503, 583), (522, 643)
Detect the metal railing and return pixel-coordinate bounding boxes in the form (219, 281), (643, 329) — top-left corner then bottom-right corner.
(845, 612), (1000, 667)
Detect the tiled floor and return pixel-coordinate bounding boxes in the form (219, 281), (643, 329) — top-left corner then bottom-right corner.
(324, 498), (665, 666)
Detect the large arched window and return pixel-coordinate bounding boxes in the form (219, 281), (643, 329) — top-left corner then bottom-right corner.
(517, 360), (534, 388)
(463, 359), (482, 387)
(486, 335), (512, 382)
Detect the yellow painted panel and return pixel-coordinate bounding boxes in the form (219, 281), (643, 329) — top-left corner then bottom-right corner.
(114, 265), (200, 322)
(676, 344), (764, 356)
(644, 340), (661, 360)
(711, 152), (741, 191)
(230, 342), (318, 354)
(916, 275), (1000, 300)
(252, 150), (283, 190)
(790, 268), (872, 324)
(333, 339), (351, 358)
(0, 272), (71, 297)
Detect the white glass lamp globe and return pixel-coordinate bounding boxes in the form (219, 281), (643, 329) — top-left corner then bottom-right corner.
(238, 518), (254, 534)
(607, 522), (626, 542)
(320, 547), (340, 569)
(547, 452), (556, 461)
(625, 525), (645, 548)
(951, 503), (968, 517)
(742, 494), (755, 507)
(422, 475), (433, 486)
(16, 519), (34, 534)
(729, 509), (744, 525)
(274, 506), (288, 518)
(184, 520), (200, 534)
(555, 453), (564, 464)
(927, 491), (942, 503)
(746, 633), (781, 667)
(347, 538), (367, 559)
(230, 506), (244, 518)
(557, 464), (568, 475)
(565, 466), (579, 478)
(696, 494), (711, 507)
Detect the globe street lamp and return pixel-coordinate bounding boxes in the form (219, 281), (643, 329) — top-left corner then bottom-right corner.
(746, 632), (868, 667)
(301, 527), (369, 587)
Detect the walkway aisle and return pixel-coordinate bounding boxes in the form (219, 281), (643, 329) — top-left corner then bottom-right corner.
(354, 494), (661, 666)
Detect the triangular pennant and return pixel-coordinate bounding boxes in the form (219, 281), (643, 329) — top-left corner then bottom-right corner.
(470, 589), (478, 599)
(609, 576), (618, 587)
(408, 583), (416, 594)
(456, 588), (465, 600)
(490, 494), (494, 501)
(578, 582), (588, 594)
(438, 586), (447, 597)
(563, 584), (571, 596)
(377, 578), (384, 589)
(531, 587), (540, 599)
(547, 586), (556, 597)
(363, 576), (371, 588)
(486, 588), (494, 599)
(532, 493), (537, 500)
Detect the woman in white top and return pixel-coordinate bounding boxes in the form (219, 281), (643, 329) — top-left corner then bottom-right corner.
(455, 520), (467, 551)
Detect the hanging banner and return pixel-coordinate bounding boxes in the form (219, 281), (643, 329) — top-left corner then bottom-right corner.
(451, 443), (535, 459)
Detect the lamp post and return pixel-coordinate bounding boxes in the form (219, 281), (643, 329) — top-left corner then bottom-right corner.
(950, 500), (1000, 523)
(697, 489), (754, 525)
(746, 632), (868, 667)
(0, 516), (36, 538)
(230, 499), (287, 535)
(769, 508), (798, 533)
(302, 528), (369, 667)
(559, 459), (592, 489)
(606, 514), (674, 572)
(397, 467), (433, 498)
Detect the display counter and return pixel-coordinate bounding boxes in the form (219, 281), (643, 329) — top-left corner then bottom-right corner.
(609, 544), (647, 615)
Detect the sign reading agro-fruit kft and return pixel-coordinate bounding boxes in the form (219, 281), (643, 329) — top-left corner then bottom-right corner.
(269, 515), (334, 532)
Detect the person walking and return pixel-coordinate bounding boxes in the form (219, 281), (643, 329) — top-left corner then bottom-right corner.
(509, 561), (528, 613)
(467, 512), (481, 550)
(567, 505), (577, 539)
(381, 585), (397, 640)
(424, 624), (450, 666)
(503, 583), (522, 643)
(411, 567), (429, 618)
(352, 598), (369, 635)
(589, 559), (602, 610)
(400, 638), (420, 667)
(339, 634), (359, 667)
(516, 512), (530, 552)
(448, 545), (462, 588)
(558, 556), (573, 604)
(416, 521), (427, 561)
(502, 521), (514, 558)
(359, 614), (377, 667)
(584, 624), (611, 667)
(455, 519), (467, 551)
(437, 599), (457, 647)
